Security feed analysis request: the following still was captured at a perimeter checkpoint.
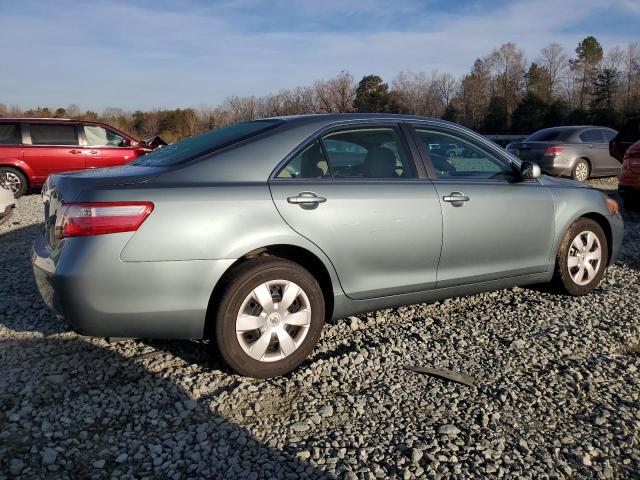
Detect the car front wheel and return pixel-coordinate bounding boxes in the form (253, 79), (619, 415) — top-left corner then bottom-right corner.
(215, 257), (325, 378)
(553, 218), (608, 296)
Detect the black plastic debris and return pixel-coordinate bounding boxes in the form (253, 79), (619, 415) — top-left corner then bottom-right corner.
(405, 365), (475, 387)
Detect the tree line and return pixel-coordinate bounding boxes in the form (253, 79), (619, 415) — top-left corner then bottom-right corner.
(2, 36), (639, 142)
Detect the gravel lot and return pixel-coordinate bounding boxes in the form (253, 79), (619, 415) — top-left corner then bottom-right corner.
(1, 178), (639, 479)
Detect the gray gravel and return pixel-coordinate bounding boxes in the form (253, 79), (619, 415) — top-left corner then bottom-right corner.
(1, 178), (639, 479)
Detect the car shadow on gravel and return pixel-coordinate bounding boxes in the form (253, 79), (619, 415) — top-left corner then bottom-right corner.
(0, 223), (70, 336)
(0, 336), (332, 479)
(1, 225), (333, 478)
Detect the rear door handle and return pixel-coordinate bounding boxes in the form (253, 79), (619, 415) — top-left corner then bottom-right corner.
(287, 191), (327, 206)
(69, 149), (82, 154)
(443, 192), (470, 203)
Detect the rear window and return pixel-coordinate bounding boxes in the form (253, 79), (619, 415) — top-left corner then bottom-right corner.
(132, 120), (282, 167)
(579, 129), (604, 143)
(0, 123), (20, 145)
(30, 124), (78, 145)
(525, 129), (570, 142)
(601, 129), (617, 142)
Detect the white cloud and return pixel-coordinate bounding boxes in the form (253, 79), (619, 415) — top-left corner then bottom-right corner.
(0, 0), (638, 110)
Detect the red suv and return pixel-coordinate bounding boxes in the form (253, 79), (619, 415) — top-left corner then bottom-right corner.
(619, 140), (640, 210)
(0, 118), (150, 197)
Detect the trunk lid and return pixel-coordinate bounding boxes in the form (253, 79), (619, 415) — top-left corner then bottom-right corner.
(42, 165), (164, 250)
(507, 141), (554, 162)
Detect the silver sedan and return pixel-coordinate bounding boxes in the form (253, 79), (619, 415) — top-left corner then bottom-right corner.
(507, 126), (620, 181)
(32, 114), (623, 378)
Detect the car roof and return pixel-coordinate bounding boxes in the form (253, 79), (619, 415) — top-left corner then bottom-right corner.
(539, 125), (615, 131)
(0, 117), (137, 139)
(271, 113), (451, 127)
(1, 117), (81, 123)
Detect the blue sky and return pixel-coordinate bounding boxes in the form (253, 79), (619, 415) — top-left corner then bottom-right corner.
(1, 0), (639, 111)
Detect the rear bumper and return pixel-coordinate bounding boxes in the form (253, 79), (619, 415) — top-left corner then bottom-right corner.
(32, 230), (235, 339)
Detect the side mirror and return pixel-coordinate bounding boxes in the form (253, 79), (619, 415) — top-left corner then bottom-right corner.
(135, 140), (148, 148)
(520, 161), (541, 180)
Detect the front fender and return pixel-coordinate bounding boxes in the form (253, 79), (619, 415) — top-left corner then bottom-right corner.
(549, 186), (622, 267)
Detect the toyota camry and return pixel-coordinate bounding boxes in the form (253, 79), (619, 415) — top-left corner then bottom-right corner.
(32, 114), (624, 378)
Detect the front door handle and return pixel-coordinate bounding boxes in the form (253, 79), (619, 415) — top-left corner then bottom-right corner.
(287, 191), (327, 208)
(69, 149), (82, 154)
(443, 192), (470, 203)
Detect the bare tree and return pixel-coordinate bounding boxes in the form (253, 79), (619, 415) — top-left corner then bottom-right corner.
(313, 72), (356, 113)
(435, 72), (459, 109)
(459, 58), (492, 129)
(538, 43), (569, 102)
(486, 43), (526, 126)
(622, 43), (640, 110)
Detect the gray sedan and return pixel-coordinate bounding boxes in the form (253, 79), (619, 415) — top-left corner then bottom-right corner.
(507, 126), (620, 181)
(32, 114), (623, 378)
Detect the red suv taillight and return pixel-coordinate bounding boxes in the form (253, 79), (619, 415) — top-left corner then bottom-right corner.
(623, 145), (640, 172)
(545, 146), (564, 155)
(54, 202), (154, 239)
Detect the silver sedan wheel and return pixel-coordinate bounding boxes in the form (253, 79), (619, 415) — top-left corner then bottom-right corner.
(574, 162), (589, 182)
(235, 280), (311, 362)
(3, 172), (22, 194)
(567, 230), (602, 286)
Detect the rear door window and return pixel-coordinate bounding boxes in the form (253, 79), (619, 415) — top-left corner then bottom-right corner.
(321, 127), (417, 179)
(276, 141), (330, 179)
(29, 124), (78, 145)
(579, 129), (605, 144)
(0, 123), (21, 144)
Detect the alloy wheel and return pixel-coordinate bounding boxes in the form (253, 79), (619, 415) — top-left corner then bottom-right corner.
(2, 172), (21, 194)
(567, 230), (602, 286)
(574, 162), (589, 182)
(235, 280), (311, 362)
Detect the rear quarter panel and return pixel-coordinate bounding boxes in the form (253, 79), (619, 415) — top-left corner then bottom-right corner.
(78, 182), (343, 296)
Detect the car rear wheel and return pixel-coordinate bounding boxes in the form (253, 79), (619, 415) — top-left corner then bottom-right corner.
(0, 167), (28, 197)
(553, 218), (608, 296)
(571, 159), (590, 182)
(214, 257), (325, 378)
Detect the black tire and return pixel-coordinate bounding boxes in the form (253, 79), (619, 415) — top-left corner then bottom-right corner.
(571, 159), (590, 182)
(552, 218), (608, 296)
(215, 257), (325, 378)
(0, 167), (28, 197)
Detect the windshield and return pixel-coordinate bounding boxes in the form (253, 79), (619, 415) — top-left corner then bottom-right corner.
(525, 128), (571, 142)
(132, 120), (282, 167)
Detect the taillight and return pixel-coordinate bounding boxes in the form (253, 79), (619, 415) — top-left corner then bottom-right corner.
(545, 146), (564, 155)
(623, 146), (640, 169)
(55, 202), (154, 239)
